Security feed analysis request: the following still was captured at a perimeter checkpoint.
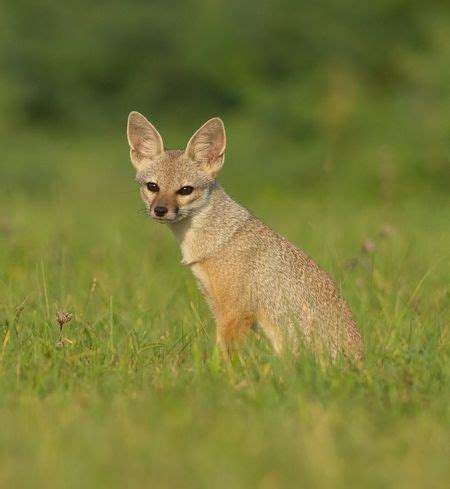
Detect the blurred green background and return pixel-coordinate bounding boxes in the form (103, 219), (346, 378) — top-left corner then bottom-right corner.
(0, 1), (449, 488)
(1, 0), (449, 198)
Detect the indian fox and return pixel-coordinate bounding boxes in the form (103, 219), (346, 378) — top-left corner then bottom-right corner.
(127, 112), (363, 360)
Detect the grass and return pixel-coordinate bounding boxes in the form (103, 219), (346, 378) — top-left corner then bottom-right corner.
(0, 125), (449, 488)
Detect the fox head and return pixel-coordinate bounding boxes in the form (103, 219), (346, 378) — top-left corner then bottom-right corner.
(127, 112), (226, 223)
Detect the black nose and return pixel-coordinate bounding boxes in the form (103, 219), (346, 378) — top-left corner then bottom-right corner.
(154, 206), (168, 217)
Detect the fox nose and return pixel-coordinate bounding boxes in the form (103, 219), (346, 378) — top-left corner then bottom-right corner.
(154, 206), (168, 217)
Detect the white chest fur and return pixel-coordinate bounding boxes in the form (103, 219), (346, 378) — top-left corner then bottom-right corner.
(190, 262), (213, 298)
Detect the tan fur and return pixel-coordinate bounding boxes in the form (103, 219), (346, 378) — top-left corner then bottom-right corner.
(127, 112), (364, 361)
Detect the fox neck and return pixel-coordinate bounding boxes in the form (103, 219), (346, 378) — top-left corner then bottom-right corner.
(168, 184), (250, 265)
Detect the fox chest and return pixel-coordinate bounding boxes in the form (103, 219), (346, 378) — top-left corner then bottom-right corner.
(189, 260), (249, 310)
(190, 263), (214, 299)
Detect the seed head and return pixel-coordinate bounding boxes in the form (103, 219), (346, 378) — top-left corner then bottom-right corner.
(56, 311), (73, 328)
(361, 239), (376, 254)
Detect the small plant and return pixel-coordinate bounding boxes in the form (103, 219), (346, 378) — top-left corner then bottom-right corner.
(55, 311), (73, 349)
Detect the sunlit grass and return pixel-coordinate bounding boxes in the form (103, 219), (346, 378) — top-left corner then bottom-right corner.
(0, 132), (448, 488)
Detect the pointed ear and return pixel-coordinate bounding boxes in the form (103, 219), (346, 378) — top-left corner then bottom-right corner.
(185, 118), (226, 177)
(127, 111), (164, 168)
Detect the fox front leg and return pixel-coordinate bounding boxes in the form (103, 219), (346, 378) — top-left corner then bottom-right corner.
(215, 313), (254, 360)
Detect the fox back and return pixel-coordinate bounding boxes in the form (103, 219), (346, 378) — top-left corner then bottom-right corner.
(127, 112), (363, 361)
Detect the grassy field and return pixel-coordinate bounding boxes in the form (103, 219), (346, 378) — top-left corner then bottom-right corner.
(0, 117), (449, 488)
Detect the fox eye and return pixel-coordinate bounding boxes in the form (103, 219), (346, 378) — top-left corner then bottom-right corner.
(177, 186), (194, 196)
(146, 182), (159, 192)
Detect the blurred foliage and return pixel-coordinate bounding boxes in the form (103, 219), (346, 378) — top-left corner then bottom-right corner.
(1, 0), (449, 125)
(0, 0), (449, 198)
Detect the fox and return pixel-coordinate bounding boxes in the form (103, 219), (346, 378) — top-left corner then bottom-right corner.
(127, 111), (363, 361)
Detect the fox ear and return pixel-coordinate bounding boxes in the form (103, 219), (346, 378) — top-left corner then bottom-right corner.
(127, 111), (164, 168)
(185, 118), (226, 177)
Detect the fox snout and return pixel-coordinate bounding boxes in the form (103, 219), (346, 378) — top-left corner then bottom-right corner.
(149, 196), (179, 222)
(150, 199), (179, 222)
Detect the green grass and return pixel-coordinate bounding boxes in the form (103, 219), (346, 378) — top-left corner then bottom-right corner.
(0, 127), (449, 489)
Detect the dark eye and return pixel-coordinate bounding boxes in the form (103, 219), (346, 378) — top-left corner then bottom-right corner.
(146, 182), (159, 192)
(177, 186), (194, 196)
